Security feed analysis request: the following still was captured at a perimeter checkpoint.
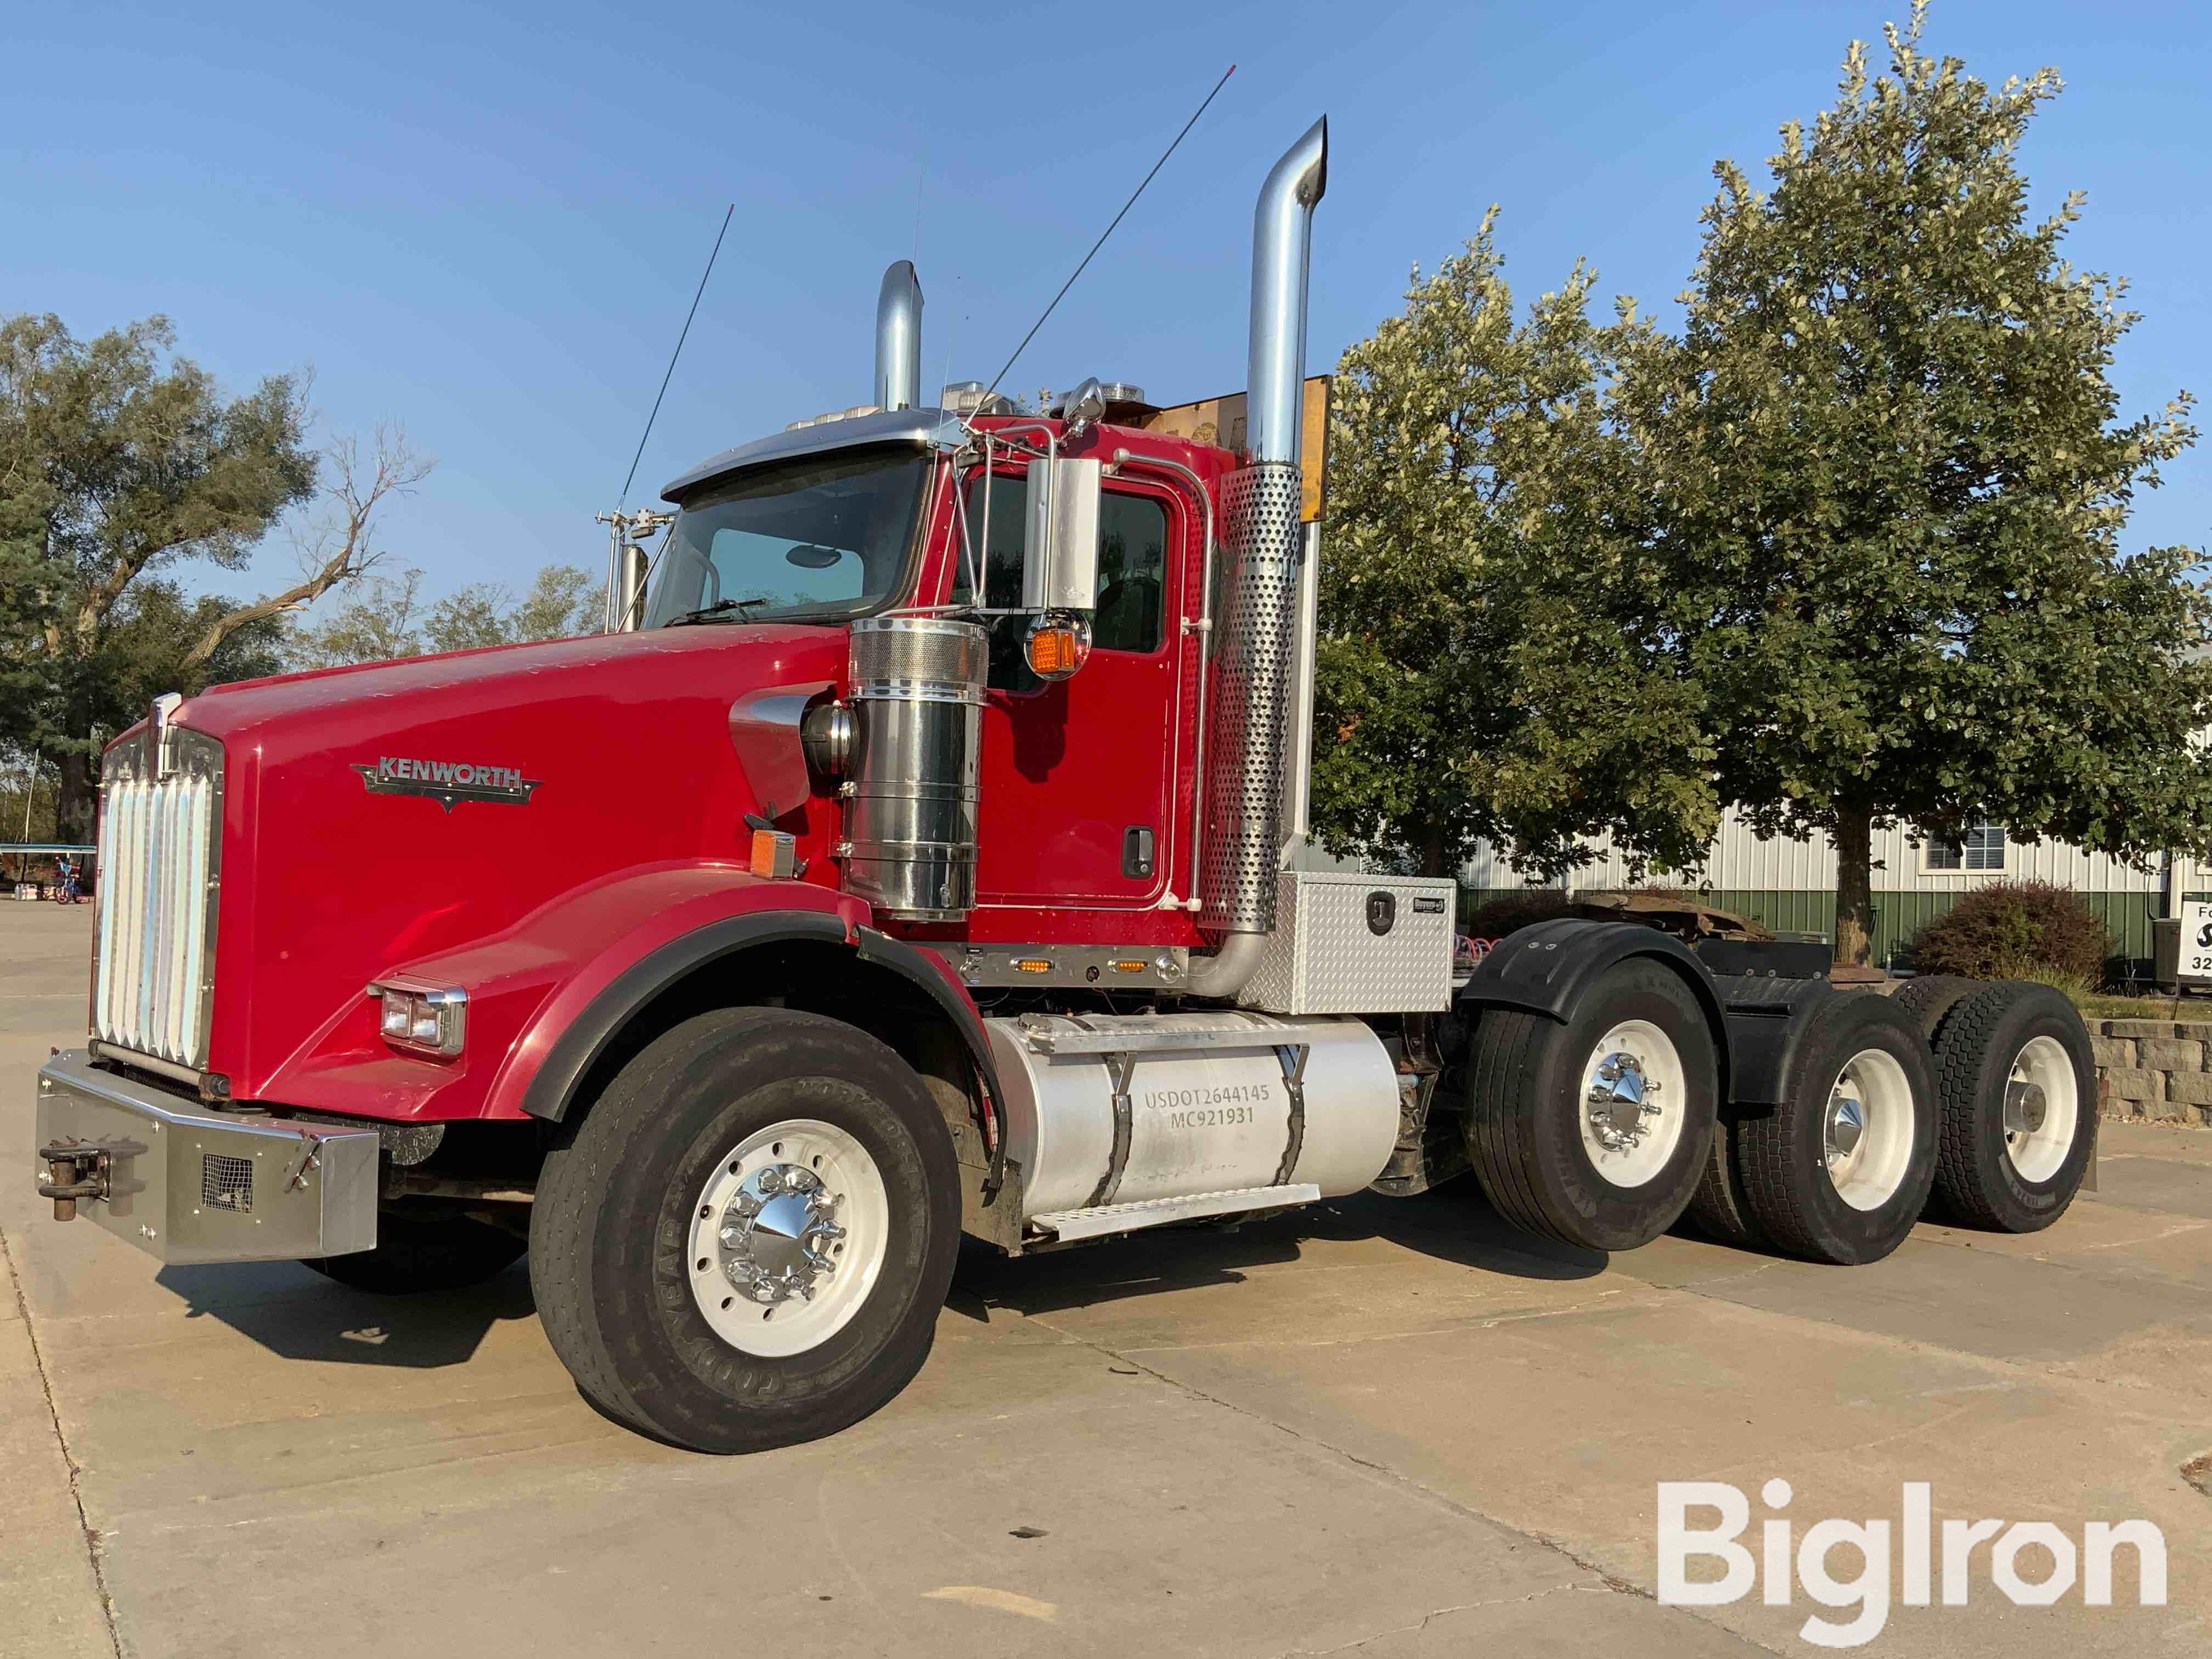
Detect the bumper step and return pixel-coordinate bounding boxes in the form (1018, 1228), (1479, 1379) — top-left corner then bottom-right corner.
(1030, 1182), (1321, 1243)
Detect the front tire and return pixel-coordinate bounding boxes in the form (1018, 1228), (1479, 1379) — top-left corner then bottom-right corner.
(529, 1007), (960, 1454)
(1736, 993), (1938, 1265)
(1463, 960), (1719, 1252)
(1927, 982), (2095, 1233)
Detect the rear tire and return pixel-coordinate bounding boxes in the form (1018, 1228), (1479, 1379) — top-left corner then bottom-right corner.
(1463, 960), (1719, 1252)
(1927, 982), (2095, 1233)
(1737, 993), (1938, 1265)
(529, 1007), (960, 1454)
(1891, 974), (1979, 1042)
(303, 1212), (525, 1294)
(1678, 1107), (1764, 1248)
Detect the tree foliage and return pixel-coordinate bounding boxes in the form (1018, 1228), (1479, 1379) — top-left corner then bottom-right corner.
(1618, 3), (2211, 962)
(0, 313), (318, 835)
(1312, 215), (1716, 880)
(0, 313), (432, 838)
(287, 562), (602, 669)
(0, 582), (284, 843)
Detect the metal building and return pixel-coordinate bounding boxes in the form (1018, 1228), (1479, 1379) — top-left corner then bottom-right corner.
(1457, 809), (2168, 972)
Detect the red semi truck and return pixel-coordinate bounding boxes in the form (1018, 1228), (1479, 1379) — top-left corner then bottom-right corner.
(34, 120), (2097, 1453)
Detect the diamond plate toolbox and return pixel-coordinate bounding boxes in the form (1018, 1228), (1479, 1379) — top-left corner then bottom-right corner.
(1240, 871), (1456, 1014)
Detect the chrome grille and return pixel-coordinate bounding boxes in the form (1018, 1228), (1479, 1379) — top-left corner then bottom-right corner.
(93, 720), (222, 1069)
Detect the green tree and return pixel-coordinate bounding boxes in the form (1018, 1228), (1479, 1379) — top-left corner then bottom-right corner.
(424, 563), (601, 654)
(1620, 4), (2210, 963)
(286, 571), (427, 670)
(1312, 214), (1716, 882)
(0, 581), (286, 844)
(99, 580), (289, 712)
(290, 562), (602, 667)
(0, 315), (416, 838)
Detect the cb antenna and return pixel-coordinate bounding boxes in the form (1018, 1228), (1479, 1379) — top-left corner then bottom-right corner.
(618, 203), (736, 507)
(978, 63), (1235, 404)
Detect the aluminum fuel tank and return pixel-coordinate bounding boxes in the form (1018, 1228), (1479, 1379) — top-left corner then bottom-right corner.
(983, 1012), (1401, 1218)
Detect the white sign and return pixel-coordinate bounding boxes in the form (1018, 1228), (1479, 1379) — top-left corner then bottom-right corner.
(2181, 900), (2212, 983)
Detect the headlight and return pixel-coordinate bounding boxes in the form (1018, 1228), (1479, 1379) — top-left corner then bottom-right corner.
(365, 979), (466, 1057)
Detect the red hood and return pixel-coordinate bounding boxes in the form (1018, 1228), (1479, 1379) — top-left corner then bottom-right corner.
(162, 623), (849, 1097)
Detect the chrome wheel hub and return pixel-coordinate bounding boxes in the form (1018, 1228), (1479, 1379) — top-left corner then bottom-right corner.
(1825, 1090), (1866, 1166)
(689, 1118), (888, 1358)
(1821, 1048), (1916, 1212)
(1577, 1019), (1688, 1190)
(717, 1162), (845, 1306)
(1587, 1052), (1663, 1151)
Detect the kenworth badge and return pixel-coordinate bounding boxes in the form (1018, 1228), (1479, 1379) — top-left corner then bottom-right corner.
(353, 756), (541, 811)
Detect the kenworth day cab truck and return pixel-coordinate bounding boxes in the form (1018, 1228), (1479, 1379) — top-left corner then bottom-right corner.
(35, 121), (2098, 1453)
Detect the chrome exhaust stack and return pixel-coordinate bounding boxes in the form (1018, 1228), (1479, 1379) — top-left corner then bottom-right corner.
(874, 261), (924, 411)
(1188, 117), (1327, 998)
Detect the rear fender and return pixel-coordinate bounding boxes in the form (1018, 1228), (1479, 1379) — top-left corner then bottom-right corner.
(1457, 920), (1734, 1103)
(1708, 974), (1839, 1109)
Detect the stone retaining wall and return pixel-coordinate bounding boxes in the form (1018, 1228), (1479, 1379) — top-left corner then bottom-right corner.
(2092, 1020), (2212, 1125)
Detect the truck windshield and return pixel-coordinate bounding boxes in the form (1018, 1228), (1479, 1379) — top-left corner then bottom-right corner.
(647, 448), (932, 626)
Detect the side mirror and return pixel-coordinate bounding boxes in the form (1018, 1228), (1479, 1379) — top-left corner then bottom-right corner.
(1020, 456), (1101, 616)
(1058, 376), (1108, 440)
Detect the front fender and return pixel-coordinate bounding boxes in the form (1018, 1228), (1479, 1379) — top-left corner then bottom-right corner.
(513, 916), (1003, 1127)
(257, 864), (868, 1121)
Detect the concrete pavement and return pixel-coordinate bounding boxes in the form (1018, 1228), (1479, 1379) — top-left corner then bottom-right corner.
(3, 901), (2206, 1657)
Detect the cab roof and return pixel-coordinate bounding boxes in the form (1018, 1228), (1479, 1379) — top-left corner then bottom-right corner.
(661, 408), (962, 503)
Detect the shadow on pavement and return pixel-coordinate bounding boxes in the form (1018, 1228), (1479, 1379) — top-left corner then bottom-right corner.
(951, 1178), (1607, 1321)
(149, 1182), (1612, 1361)
(154, 1258), (536, 1369)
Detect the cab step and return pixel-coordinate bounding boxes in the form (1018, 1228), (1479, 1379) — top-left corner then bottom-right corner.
(1029, 1183), (1322, 1243)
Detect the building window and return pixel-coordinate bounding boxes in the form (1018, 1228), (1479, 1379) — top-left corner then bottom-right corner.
(1925, 822), (2007, 873)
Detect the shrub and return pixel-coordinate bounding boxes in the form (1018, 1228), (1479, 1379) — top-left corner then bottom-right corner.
(1462, 888), (1572, 941)
(1907, 880), (2113, 984)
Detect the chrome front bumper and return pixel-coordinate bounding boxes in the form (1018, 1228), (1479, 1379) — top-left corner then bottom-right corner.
(33, 1051), (379, 1263)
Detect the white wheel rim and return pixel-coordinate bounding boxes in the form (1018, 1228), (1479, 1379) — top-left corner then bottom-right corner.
(2004, 1035), (2078, 1185)
(1823, 1048), (1915, 1211)
(686, 1118), (890, 1358)
(1577, 1019), (1688, 1188)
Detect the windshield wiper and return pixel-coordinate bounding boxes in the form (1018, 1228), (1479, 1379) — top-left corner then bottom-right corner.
(664, 597), (770, 627)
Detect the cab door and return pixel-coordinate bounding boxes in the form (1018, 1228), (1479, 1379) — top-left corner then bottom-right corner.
(956, 466), (1184, 910)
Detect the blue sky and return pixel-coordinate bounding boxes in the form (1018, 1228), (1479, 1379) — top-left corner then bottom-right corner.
(7, 1), (2208, 607)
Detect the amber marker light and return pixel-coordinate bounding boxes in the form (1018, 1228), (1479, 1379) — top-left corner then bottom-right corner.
(1023, 613), (1091, 681)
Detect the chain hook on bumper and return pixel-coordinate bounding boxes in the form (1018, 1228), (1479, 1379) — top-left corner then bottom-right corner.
(37, 1137), (144, 1221)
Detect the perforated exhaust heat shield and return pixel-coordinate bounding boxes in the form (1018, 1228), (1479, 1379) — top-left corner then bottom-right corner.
(1199, 461), (1306, 937)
